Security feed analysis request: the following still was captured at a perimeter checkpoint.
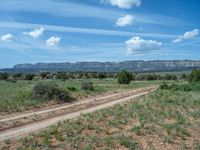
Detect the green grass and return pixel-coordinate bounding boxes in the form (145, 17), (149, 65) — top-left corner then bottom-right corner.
(1, 82), (200, 149)
(0, 80), (44, 112)
(0, 79), (159, 112)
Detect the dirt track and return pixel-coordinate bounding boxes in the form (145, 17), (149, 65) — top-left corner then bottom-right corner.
(0, 86), (157, 142)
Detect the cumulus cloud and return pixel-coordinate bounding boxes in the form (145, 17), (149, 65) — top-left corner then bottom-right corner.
(116, 15), (134, 27)
(102, 0), (141, 9)
(173, 29), (199, 43)
(0, 34), (14, 42)
(125, 37), (162, 54)
(46, 36), (60, 47)
(23, 27), (44, 38)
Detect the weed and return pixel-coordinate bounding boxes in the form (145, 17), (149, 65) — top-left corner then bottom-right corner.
(117, 135), (139, 150)
(164, 135), (174, 143)
(131, 126), (142, 135)
(82, 144), (93, 150)
(104, 136), (114, 147)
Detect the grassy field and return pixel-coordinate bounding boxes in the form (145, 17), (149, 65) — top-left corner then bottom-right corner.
(0, 79), (160, 112)
(1, 82), (200, 150)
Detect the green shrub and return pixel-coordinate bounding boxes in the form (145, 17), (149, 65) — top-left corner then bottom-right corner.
(32, 82), (71, 102)
(0, 72), (9, 80)
(160, 82), (169, 90)
(56, 72), (69, 80)
(81, 81), (94, 90)
(163, 74), (177, 80)
(67, 86), (77, 91)
(188, 69), (200, 83)
(160, 82), (190, 91)
(23, 74), (35, 80)
(13, 73), (23, 79)
(6, 76), (17, 83)
(40, 72), (49, 79)
(160, 82), (200, 92)
(56, 89), (71, 102)
(117, 70), (133, 84)
(98, 73), (107, 79)
(33, 82), (58, 99)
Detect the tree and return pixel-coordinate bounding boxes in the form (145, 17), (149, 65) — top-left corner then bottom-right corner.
(117, 70), (133, 84)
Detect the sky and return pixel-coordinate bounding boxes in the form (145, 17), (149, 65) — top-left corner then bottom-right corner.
(0, 0), (199, 68)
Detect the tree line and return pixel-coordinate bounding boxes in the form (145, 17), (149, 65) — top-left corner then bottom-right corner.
(0, 71), (189, 82)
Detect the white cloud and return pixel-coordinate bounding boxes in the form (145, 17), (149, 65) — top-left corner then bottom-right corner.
(46, 36), (61, 47)
(173, 29), (199, 43)
(0, 1), (186, 27)
(23, 27), (44, 38)
(125, 37), (162, 54)
(0, 34), (14, 42)
(0, 22), (177, 39)
(103, 0), (141, 9)
(116, 15), (134, 27)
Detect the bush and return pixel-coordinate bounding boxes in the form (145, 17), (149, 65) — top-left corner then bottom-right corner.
(6, 76), (17, 83)
(56, 72), (69, 80)
(13, 73), (22, 79)
(56, 89), (71, 101)
(0, 72), (9, 80)
(181, 73), (187, 80)
(159, 82), (200, 92)
(33, 82), (58, 100)
(163, 74), (178, 80)
(40, 72), (49, 79)
(160, 82), (169, 90)
(33, 82), (71, 102)
(117, 70), (133, 84)
(23, 74), (35, 80)
(81, 81), (94, 90)
(98, 73), (107, 79)
(188, 69), (200, 83)
(67, 86), (77, 91)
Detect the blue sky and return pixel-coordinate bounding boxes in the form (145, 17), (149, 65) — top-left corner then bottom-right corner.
(0, 0), (199, 68)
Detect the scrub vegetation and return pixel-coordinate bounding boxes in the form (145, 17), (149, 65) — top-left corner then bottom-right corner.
(0, 78), (159, 112)
(1, 81), (200, 149)
(1, 70), (199, 149)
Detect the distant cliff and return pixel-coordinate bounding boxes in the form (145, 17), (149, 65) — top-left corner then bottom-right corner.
(9, 60), (200, 72)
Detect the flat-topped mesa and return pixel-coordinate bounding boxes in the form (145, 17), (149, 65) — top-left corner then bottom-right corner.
(12, 60), (200, 72)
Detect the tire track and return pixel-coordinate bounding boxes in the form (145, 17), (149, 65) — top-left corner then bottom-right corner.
(0, 86), (157, 142)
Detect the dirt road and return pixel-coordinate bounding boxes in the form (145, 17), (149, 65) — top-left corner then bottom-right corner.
(0, 86), (157, 142)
